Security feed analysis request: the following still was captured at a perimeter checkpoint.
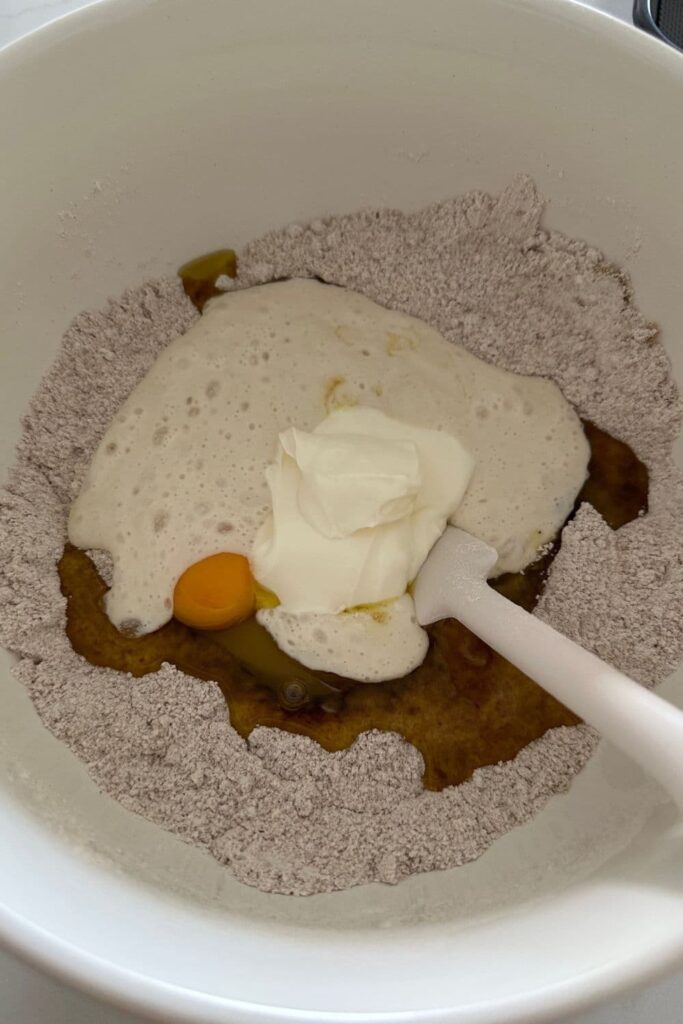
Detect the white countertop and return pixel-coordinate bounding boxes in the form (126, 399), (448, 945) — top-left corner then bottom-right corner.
(1, 0), (681, 1022)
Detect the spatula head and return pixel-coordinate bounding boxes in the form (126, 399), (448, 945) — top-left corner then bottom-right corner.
(413, 527), (498, 626)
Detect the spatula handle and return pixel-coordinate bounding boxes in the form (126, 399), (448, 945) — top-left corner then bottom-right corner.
(455, 583), (683, 807)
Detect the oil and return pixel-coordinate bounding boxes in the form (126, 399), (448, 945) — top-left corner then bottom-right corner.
(178, 249), (237, 312)
(58, 418), (647, 791)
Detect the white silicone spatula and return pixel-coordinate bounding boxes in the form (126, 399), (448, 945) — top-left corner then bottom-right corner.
(413, 527), (683, 808)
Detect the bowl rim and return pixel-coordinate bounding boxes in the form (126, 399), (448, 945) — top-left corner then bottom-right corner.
(3, 0), (683, 1021)
(4, 897), (683, 1024)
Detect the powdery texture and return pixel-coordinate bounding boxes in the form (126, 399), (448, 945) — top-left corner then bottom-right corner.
(2, 178), (683, 895)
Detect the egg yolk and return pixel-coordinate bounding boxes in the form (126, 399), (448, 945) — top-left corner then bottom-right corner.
(173, 552), (255, 630)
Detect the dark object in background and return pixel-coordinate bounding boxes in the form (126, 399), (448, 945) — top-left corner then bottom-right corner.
(634, 0), (683, 50)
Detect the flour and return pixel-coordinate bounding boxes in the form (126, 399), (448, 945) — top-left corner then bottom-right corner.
(2, 176), (683, 895)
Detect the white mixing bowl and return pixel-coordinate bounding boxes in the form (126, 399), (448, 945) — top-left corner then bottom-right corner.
(2, 1), (683, 1021)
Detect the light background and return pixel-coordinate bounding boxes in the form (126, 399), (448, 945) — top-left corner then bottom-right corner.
(1, 0), (680, 1022)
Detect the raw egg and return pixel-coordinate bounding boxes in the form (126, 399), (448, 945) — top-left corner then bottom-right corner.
(173, 552), (255, 630)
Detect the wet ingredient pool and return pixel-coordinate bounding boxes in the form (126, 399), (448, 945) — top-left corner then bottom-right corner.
(59, 417), (646, 791)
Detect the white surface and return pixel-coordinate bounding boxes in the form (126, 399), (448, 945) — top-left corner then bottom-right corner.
(0, 0), (90, 47)
(2, 0), (683, 1023)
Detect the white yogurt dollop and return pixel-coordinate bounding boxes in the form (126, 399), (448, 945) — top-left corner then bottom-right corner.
(252, 407), (475, 614)
(283, 422), (422, 539)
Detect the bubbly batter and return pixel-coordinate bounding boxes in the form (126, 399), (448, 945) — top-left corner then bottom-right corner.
(69, 279), (589, 679)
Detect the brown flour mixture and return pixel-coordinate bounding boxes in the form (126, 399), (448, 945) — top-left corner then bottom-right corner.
(2, 177), (683, 896)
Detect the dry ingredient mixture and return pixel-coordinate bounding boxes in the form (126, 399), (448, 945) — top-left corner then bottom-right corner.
(2, 176), (683, 895)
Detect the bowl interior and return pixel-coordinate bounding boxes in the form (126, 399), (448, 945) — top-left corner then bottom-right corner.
(2, 1), (683, 1021)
